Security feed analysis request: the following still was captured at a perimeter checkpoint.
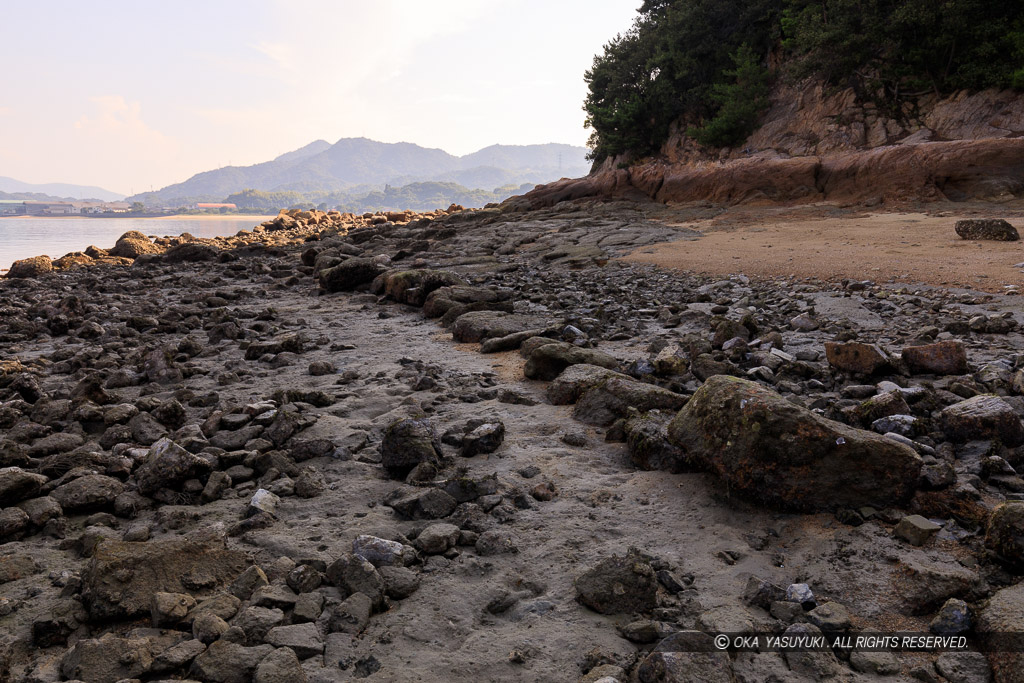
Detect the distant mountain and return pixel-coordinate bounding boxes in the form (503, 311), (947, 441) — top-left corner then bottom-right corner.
(127, 138), (590, 207)
(0, 176), (124, 202)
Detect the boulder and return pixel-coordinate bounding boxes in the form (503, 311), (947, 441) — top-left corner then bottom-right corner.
(461, 422), (505, 457)
(901, 340), (969, 375)
(575, 547), (659, 615)
(824, 341), (891, 375)
(190, 641), (275, 683)
(255, 647), (307, 683)
(82, 538), (250, 620)
(940, 395), (1024, 446)
(379, 269), (465, 306)
(547, 364), (630, 405)
(637, 632), (734, 683)
(109, 230), (162, 258)
(317, 257), (385, 292)
(5, 255), (53, 278)
(625, 411), (689, 472)
(50, 474), (124, 512)
(976, 582), (1024, 683)
(986, 502), (1024, 568)
(667, 376), (922, 511)
(380, 418), (441, 478)
(573, 376), (686, 427)
(451, 311), (549, 343)
(0, 467), (48, 504)
(955, 218), (1020, 241)
(163, 242), (219, 262)
(523, 341), (619, 381)
(134, 437), (213, 494)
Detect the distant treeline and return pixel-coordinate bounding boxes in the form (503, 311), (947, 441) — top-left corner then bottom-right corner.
(585, 0), (1024, 160)
(223, 181), (535, 213)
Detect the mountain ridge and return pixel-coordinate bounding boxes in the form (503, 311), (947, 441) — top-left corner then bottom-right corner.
(0, 176), (124, 202)
(127, 138), (589, 207)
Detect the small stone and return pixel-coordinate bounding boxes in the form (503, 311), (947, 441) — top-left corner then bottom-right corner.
(786, 583), (816, 609)
(352, 534), (411, 567)
(328, 592), (372, 635)
(247, 489), (280, 518)
(151, 591), (196, 627)
(193, 611), (230, 644)
(265, 622), (324, 659)
(930, 598), (972, 636)
(415, 523), (460, 554)
(894, 515), (942, 546)
(461, 422), (505, 457)
(285, 564), (321, 593)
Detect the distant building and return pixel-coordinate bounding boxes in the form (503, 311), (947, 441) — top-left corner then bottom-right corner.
(0, 200), (26, 215)
(0, 200), (133, 215)
(194, 203), (237, 209)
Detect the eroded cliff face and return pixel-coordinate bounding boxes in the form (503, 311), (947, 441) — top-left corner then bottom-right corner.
(514, 82), (1024, 209)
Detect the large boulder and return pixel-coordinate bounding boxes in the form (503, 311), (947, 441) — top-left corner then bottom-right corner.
(575, 548), (659, 615)
(50, 474), (124, 512)
(523, 341), (619, 381)
(82, 538), (250, 620)
(5, 255), (53, 278)
(986, 502), (1024, 569)
(423, 285), (506, 319)
(380, 418), (441, 478)
(940, 395), (1024, 446)
(0, 467), (48, 504)
(667, 376), (922, 511)
(547, 364), (630, 405)
(901, 340), (969, 375)
(451, 311), (549, 343)
(955, 218), (1020, 241)
(573, 377), (686, 427)
(976, 582), (1024, 683)
(317, 258), (385, 292)
(109, 231), (162, 258)
(378, 269), (464, 306)
(824, 341), (891, 375)
(134, 438), (213, 494)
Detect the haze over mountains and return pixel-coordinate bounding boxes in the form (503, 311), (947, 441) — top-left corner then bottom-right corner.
(127, 138), (590, 208)
(0, 176), (124, 202)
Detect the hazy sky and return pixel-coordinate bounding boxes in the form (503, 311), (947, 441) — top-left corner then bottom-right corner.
(0, 1), (639, 196)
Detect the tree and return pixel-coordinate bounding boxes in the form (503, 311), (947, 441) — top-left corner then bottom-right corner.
(130, 201), (145, 212)
(688, 45), (771, 148)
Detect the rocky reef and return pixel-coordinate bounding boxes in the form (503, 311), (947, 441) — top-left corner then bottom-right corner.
(1, 198), (1023, 682)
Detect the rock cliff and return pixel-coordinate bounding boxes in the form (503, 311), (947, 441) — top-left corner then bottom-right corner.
(514, 83), (1024, 208)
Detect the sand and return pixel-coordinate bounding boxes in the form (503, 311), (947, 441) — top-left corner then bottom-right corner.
(624, 205), (1024, 293)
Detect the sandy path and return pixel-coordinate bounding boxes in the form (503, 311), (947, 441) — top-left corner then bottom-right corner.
(624, 209), (1024, 292)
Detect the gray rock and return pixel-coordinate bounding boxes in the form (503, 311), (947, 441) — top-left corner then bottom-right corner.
(255, 647), (308, 683)
(265, 622), (324, 659)
(379, 565), (420, 599)
(325, 554), (384, 608)
(935, 651), (993, 683)
(386, 487), (457, 520)
(895, 514), (942, 546)
(575, 547), (658, 615)
(461, 422), (505, 457)
(50, 475), (124, 513)
(193, 611), (230, 644)
(352, 534), (412, 567)
(380, 418), (441, 478)
(524, 341), (619, 381)
(247, 489), (281, 518)
(233, 606), (286, 643)
(986, 502), (1024, 568)
(667, 376), (922, 511)
(190, 640), (275, 683)
(135, 438), (213, 494)
(318, 258), (385, 292)
(0, 467), (48, 504)
(328, 592), (372, 635)
(941, 395), (1024, 447)
(415, 523), (460, 554)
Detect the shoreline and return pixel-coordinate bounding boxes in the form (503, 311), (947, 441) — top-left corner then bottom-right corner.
(0, 213), (275, 221)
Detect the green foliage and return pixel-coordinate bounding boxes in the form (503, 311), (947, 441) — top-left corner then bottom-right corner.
(687, 45), (772, 148)
(585, 0), (1024, 159)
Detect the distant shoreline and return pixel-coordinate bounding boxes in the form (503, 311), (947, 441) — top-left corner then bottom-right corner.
(0, 213), (275, 221)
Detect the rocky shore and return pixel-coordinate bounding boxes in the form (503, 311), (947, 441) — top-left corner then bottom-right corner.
(1, 199), (1023, 682)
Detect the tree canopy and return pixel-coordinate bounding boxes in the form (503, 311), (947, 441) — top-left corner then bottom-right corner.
(584, 0), (1024, 161)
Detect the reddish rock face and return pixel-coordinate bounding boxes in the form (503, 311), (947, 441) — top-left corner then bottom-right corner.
(901, 340), (969, 376)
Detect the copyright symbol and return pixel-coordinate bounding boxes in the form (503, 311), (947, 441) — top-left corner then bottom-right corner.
(714, 634), (729, 650)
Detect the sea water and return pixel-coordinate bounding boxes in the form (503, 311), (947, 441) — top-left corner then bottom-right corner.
(0, 216), (273, 272)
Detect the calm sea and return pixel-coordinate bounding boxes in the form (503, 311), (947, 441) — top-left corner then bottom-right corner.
(0, 216), (273, 272)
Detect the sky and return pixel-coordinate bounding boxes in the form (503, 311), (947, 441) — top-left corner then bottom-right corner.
(0, 0), (640, 196)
